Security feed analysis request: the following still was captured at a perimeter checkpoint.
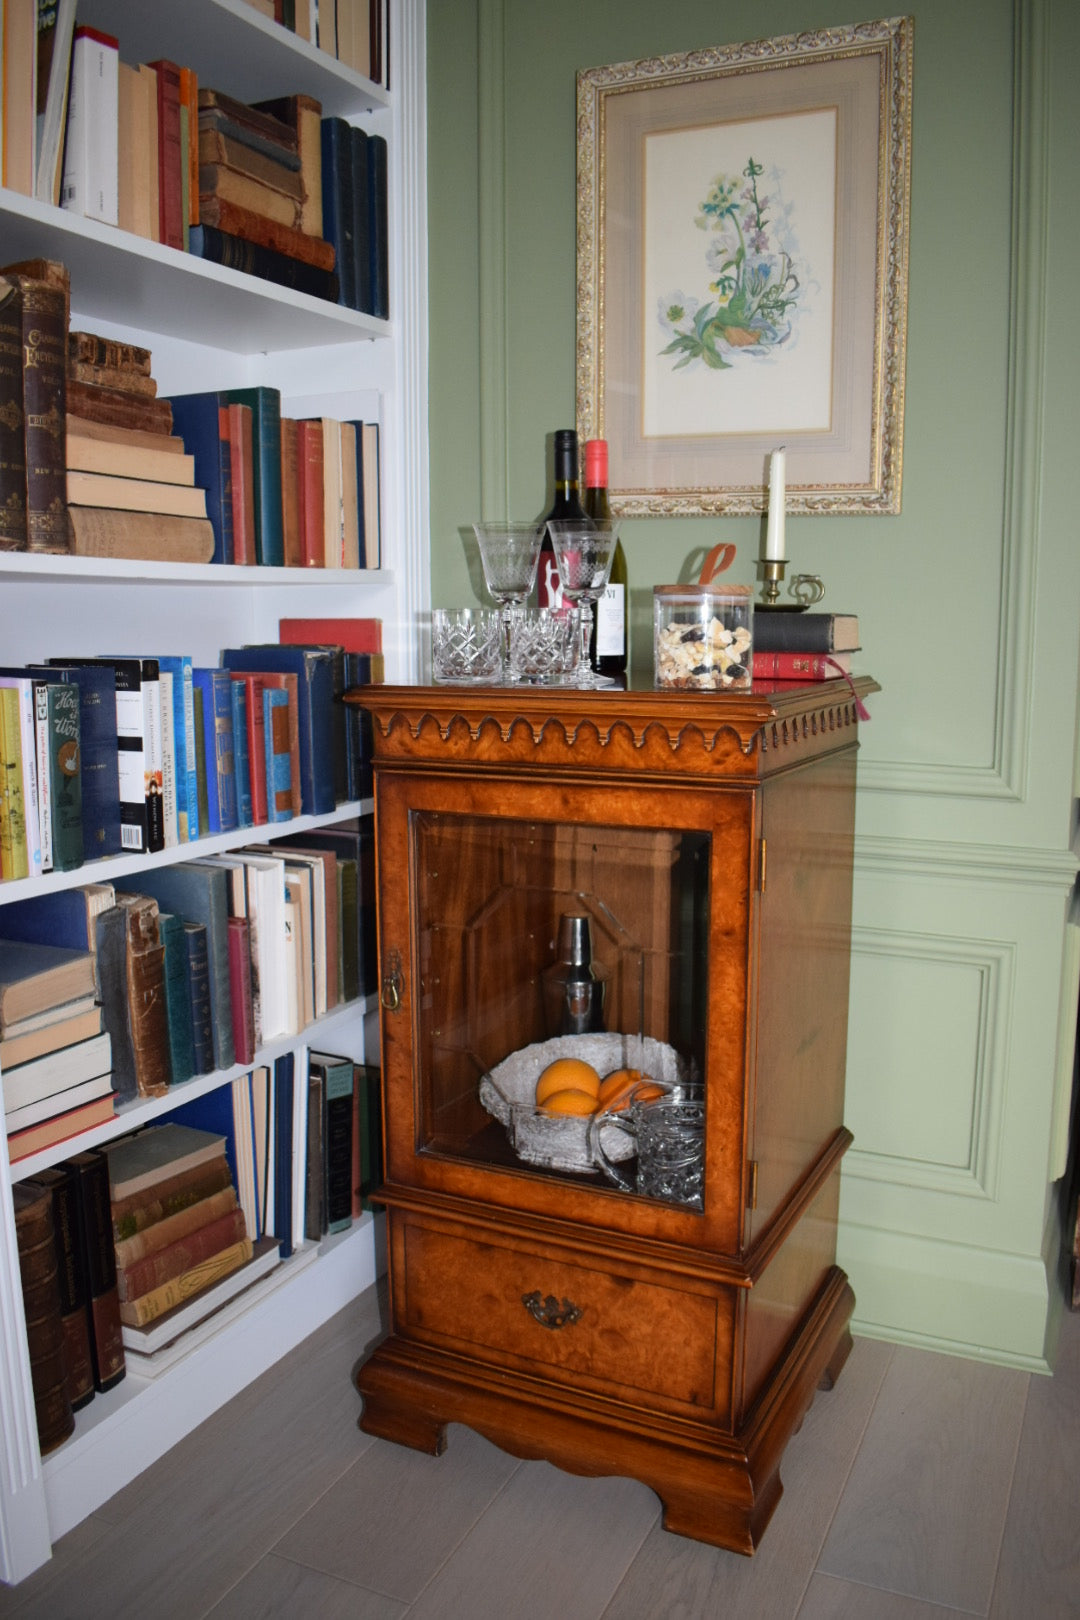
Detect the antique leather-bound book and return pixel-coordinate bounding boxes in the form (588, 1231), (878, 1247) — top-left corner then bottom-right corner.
(13, 1180), (76, 1452)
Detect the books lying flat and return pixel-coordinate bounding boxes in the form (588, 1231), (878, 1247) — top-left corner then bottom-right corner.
(68, 507), (216, 563)
(0, 999), (101, 1068)
(66, 433), (197, 486)
(120, 1234), (252, 1326)
(751, 651), (855, 680)
(66, 470), (208, 518)
(2, 1031), (113, 1115)
(7, 1093), (117, 1163)
(104, 1123), (227, 1201)
(119, 1234), (281, 1356)
(6, 1071), (115, 1134)
(752, 611), (860, 654)
(0, 941), (97, 1026)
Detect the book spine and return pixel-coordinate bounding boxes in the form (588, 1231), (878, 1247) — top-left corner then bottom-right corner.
(225, 402), (256, 566)
(71, 1151), (126, 1392)
(15, 274), (72, 554)
(187, 223), (339, 303)
(263, 688), (293, 821)
(67, 507), (215, 564)
(0, 688), (29, 879)
(0, 278), (28, 549)
(109, 1154), (232, 1239)
(167, 394), (230, 564)
(66, 378), (174, 435)
(183, 923), (214, 1079)
(367, 134), (389, 320)
(197, 130), (306, 198)
(122, 902), (171, 1099)
(117, 1206), (247, 1301)
(280, 416), (302, 568)
(191, 686), (210, 842)
(140, 660), (165, 853)
(750, 650), (849, 679)
(322, 1059), (355, 1234)
(230, 678), (253, 827)
(118, 1237), (253, 1326)
(199, 166), (304, 229)
(60, 29), (120, 225)
(296, 419), (325, 566)
(94, 903), (138, 1103)
(232, 673), (268, 824)
(114, 1185), (237, 1267)
(226, 915), (256, 1066)
(14, 1185), (75, 1454)
(223, 390), (284, 567)
(194, 193), (335, 270)
(47, 681), (84, 872)
(69, 332), (153, 373)
(158, 668), (178, 847)
(51, 664), (123, 858)
(320, 117), (355, 310)
(349, 125), (372, 313)
(38, 1165), (96, 1411)
(750, 613), (857, 654)
(32, 681), (54, 873)
(159, 912), (196, 1086)
(150, 60), (185, 250)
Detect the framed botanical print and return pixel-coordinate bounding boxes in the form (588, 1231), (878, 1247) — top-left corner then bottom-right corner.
(576, 17), (913, 515)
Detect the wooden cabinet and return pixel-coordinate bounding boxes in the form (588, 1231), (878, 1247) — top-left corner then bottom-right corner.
(354, 677), (875, 1553)
(0, 0), (428, 1584)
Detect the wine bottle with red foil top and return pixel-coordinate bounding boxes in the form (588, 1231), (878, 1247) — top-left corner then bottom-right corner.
(536, 429), (586, 610)
(584, 437), (628, 678)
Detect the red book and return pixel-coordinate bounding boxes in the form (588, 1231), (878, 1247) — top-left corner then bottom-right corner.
(259, 671), (301, 816)
(220, 402), (256, 565)
(230, 671), (269, 825)
(117, 1205), (247, 1302)
(278, 616), (382, 654)
(280, 417), (301, 568)
(7, 1094), (117, 1163)
(296, 419), (325, 568)
(227, 915), (256, 1065)
(149, 60), (184, 250)
(751, 650), (853, 681)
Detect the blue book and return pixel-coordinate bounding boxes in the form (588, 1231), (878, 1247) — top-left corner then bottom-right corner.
(192, 669), (238, 835)
(311, 1049), (354, 1235)
(320, 117), (356, 312)
(156, 655), (198, 842)
(366, 134), (389, 320)
(116, 864), (234, 1073)
(348, 124), (372, 314)
(165, 393), (233, 564)
(0, 885), (112, 952)
(273, 1051), (294, 1257)
(219, 387), (283, 567)
(183, 921), (214, 1076)
(262, 687), (292, 823)
(158, 911), (196, 1086)
(31, 661), (122, 858)
(230, 678), (252, 828)
(220, 645), (335, 816)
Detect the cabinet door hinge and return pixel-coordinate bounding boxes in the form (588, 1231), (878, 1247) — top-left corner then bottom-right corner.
(758, 837), (767, 893)
(747, 1160), (759, 1210)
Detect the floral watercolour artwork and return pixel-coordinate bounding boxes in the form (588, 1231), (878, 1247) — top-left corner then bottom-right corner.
(575, 19), (913, 515)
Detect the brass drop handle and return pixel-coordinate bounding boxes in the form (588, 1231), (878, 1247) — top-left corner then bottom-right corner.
(522, 1291), (583, 1330)
(381, 949), (404, 1013)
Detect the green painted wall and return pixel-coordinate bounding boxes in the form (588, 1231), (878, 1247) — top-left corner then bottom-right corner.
(425, 0), (1080, 1366)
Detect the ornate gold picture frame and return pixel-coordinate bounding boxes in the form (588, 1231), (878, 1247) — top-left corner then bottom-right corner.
(575, 17), (913, 516)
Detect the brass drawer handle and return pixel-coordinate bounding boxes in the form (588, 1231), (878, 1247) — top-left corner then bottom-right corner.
(522, 1291), (583, 1330)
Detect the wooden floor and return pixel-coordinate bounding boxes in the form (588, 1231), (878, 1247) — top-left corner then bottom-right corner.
(2, 1274), (1078, 1619)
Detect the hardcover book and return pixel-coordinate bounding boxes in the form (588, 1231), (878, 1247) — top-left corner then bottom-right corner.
(24, 1163), (95, 1412)
(67, 507), (216, 564)
(4, 269), (71, 553)
(7, 1092), (117, 1163)
(183, 921), (214, 1077)
(110, 1155), (233, 1241)
(191, 668), (238, 834)
(116, 1205), (247, 1303)
(68, 1148), (126, 1392)
(310, 1050), (354, 1235)
(105, 1122), (227, 1202)
(113, 1184), (238, 1268)
(167, 391), (235, 564)
(34, 679), (83, 872)
(2, 1030), (113, 1116)
(319, 117), (356, 311)
(13, 1180), (75, 1453)
(37, 661), (123, 858)
(752, 612), (860, 654)
(0, 940), (97, 1028)
(60, 27), (119, 226)
(0, 277), (28, 549)
(93, 904), (138, 1103)
(158, 911), (196, 1086)
(220, 645), (336, 815)
(116, 894), (171, 1099)
(219, 387), (284, 567)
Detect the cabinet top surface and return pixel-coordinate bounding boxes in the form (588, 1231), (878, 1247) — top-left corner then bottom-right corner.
(352, 678), (879, 779)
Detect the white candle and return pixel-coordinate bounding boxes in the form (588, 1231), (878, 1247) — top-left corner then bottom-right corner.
(766, 447), (786, 561)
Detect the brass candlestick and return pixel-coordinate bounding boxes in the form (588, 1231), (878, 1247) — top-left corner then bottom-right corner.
(760, 558), (786, 607)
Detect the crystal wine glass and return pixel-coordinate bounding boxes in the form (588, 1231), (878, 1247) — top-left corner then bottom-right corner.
(545, 519), (620, 688)
(472, 521), (545, 678)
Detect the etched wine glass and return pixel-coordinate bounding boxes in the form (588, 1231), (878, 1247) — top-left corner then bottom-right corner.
(545, 519), (620, 688)
(472, 521), (546, 678)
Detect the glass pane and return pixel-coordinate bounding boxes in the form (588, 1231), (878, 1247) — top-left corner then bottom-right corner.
(412, 810), (709, 1210)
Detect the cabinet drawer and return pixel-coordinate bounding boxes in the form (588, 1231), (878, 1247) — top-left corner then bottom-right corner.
(399, 1218), (732, 1419)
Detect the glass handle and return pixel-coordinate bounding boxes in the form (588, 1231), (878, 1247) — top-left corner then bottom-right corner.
(521, 1291), (583, 1330)
(381, 949), (404, 1013)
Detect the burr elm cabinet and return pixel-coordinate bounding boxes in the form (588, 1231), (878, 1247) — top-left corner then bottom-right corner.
(352, 676), (876, 1554)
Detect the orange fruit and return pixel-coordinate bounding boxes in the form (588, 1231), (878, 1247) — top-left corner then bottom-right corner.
(628, 1081), (667, 1105)
(598, 1069), (666, 1112)
(540, 1088), (600, 1116)
(535, 1057), (601, 1106)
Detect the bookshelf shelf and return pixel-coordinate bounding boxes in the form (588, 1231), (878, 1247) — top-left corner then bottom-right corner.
(0, 189), (389, 355)
(0, 553), (393, 588)
(0, 0), (428, 1586)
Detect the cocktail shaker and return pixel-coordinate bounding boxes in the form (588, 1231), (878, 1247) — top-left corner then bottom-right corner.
(542, 913), (608, 1036)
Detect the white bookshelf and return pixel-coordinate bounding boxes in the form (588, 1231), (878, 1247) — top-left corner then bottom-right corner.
(0, 0), (427, 1584)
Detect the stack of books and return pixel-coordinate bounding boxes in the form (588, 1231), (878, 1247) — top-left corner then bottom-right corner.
(751, 612), (861, 683)
(0, 938), (115, 1164)
(67, 330), (215, 564)
(104, 1123), (268, 1356)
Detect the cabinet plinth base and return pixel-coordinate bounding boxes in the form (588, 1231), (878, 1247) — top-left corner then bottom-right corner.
(356, 1269), (854, 1556)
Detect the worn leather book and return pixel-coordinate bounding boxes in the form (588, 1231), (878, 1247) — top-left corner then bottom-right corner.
(158, 911), (195, 1086)
(199, 166), (303, 230)
(69, 330), (153, 375)
(0, 278), (28, 550)
(24, 1164), (95, 1412)
(116, 893), (171, 1099)
(114, 1184), (237, 1268)
(225, 401), (256, 566)
(252, 93), (323, 236)
(119, 1236), (253, 1327)
(198, 129), (304, 199)
(197, 193), (335, 270)
(117, 1205), (247, 1302)
(187, 223), (339, 304)
(110, 1155), (232, 1240)
(13, 1181), (76, 1452)
(66, 378), (174, 435)
(3, 269), (71, 553)
(68, 1149), (126, 1393)
(148, 60), (184, 250)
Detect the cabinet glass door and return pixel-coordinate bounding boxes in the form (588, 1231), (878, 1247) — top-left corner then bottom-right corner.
(412, 809), (710, 1209)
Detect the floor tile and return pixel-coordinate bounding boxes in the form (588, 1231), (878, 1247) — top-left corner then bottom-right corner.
(408, 1457), (659, 1620)
(602, 1334), (894, 1620)
(205, 1552), (408, 1620)
(989, 1305), (1080, 1619)
(817, 1343), (1028, 1612)
(273, 1423), (520, 1603)
(797, 1571), (972, 1618)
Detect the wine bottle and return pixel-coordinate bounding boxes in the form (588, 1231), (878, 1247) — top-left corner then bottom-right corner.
(584, 438), (628, 677)
(536, 428), (586, 610)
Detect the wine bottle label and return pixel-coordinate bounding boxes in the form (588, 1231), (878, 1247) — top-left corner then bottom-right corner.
(537, 547), (564, 610)
(594, 582), (625, 657)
